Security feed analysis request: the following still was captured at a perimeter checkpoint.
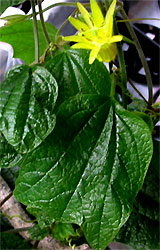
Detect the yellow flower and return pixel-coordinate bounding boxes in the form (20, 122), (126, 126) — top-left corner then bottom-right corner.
(63, 0), (123, 64)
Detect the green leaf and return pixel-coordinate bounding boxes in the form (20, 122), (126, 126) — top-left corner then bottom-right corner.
(29, 224), (49, 241)
(0, 65), (58, 153)
(0, 133), (22, 168)
(0, 14), (30, 26)
(0, 20), (57, 64)
(52, 222), (77, 242)
(127, 99), (154, 131)
(114, 139), (159, 250)
(127, 98), (147, 112)
(44, 49), (111, 106)
(14, 95), (153, 249)
(132, 112), (154, 132)
(114, 208), (159, 250)
(1, 232), (32, 249)
(148, 140), (160, 177)
(0, 0), (26, 15)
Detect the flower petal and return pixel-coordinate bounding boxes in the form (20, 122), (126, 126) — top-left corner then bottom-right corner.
(104, 0), (116, 37)
(89, 46), (100, 64)
(68, 16), (89, 32)
(77, 2), (93, 28)
(109, 35), (123, 43)
(90, 0), (104, 28)
(63, 35), (89, 43)
(99, 43), (117, 62)
(71, 42), (95, 50)
(82, 28), (97, 40)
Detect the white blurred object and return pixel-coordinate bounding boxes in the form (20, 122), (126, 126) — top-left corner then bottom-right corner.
(0, 0), (70, 83)
(0, 42), (23, 82)
(0, 0), (53, 82)
(0, 6), (25, 27)
(128, 0), (160, 28)
(0, 7), (25, 82)
(27, 0), (68, 22)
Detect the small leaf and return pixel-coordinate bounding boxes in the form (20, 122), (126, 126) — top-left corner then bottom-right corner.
(0, 20), (57, 64)
(0, 0), (26, 15)
(0, 133), (22, 168)
(0, 65), (58, 153)
(29, 224), (49, 241)
(127, 99), (147, 112)
(0, 14), (29, 26)
(14, 95), (153, 249)
(52, 222), (77, 242)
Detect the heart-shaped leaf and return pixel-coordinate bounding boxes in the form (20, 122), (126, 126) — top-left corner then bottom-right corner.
(14, 95), (153, 249)
(44, 49), (111, 106)
(0, 65), (58, 153)
(0, 20), (57, 64)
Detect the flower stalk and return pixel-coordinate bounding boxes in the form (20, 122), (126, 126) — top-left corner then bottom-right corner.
(114, 19), (127, 108)
(30, 0), (39, 63)
(37, 0), (51, 45)
(120, 7), (153, 105)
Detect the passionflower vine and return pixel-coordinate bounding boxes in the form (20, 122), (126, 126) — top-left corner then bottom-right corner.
(63, 0), (123, 64)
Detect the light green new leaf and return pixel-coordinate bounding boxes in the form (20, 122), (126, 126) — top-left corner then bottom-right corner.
(14, 95), (153, 249)
(0, 0), (26, 15)
(0, 20), (57, 64)
(0, 65), (58, 154)
(0, 14), (30, 26)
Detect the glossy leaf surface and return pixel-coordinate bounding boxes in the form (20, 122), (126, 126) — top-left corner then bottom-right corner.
(14, 95), (153, 249)
(0, 0), (26, 15)
(0, 20), (57, 64)
(0, 132), (22, 168)
(44, 49), (111, 106)
(0, 65), (58, 153)
(114, 140), (159, 250)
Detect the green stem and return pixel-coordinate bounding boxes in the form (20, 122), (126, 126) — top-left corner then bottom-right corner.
(27, 2), (90, 20)
(30, 0), (39, 63)
(110, 74), (116, 98)
(37, 0), (51, 44)
(2, 212), (37, 223)
(55, 8), (77, 42)
(37, 2), (89, 16)
(117, 17), (160, 23)
(128, 78), (149, 105)
(114, 20), (127, 108)
(120, 7), (153, 105)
